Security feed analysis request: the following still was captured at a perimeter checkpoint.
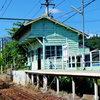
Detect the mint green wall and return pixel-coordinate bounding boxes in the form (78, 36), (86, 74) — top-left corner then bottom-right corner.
(18, 18), (90, 70)
(31, 19), (79, 55)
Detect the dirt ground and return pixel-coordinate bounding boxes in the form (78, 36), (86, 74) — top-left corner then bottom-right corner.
(0, 75), (95, 100)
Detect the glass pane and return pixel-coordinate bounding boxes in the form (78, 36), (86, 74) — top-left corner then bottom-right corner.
(51, 46), (55, 50)
(51, 51), (55, 55)
(46, 51), (50, 54)
(46, 46), (50, 50)
(57, 46), (61, 50)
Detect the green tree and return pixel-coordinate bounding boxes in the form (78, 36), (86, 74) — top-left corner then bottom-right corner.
(1, 21), (25, 71)
(79, 35), (100, 50)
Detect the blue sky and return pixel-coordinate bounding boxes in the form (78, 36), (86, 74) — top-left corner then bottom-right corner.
(0, 0), (100, 37)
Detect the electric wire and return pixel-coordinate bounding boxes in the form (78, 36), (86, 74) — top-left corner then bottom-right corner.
(85, 7), (100, 13)
(55, 7), (81, 19)
(1, 0), (12, 17)
(49, 0), (65, 14)
(55, 0), (65, 8)
(0, 0), (7, 12)
(62, 0), (96, 23)
(24, 0), (41, 18)
(0, 18), (31, 21)
(66, 19), (100, 23)
(31, 6), (42, 19)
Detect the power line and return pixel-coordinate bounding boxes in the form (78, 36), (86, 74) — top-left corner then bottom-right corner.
(31, 7), (42, 19)
(85, 7), (100, 13)
(65, 19), (100, 23)
(55, 0), (65, 8)
(55, 7), (81, 19)
(62, 0), (96, 23)
(24, 0), (41, 18)
(0, 0), (7, 12)
(0, 18), (31, 21)
(49, 0), (65, 14)
(1, 0), (12, 17)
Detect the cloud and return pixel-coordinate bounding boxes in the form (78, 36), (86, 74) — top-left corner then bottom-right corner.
(49, 8), (61, 14)
(86, 33), (96, 39)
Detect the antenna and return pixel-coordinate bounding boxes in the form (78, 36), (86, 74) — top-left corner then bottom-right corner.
(41, 0), (55, 17)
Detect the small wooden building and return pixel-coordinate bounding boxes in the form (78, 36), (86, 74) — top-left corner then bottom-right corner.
(12, 13), (90, 70)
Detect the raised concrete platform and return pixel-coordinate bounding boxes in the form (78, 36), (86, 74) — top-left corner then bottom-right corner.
(25, 70), (100, 78)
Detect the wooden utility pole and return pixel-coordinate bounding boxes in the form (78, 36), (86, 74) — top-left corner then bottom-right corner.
(41, 0), (55, 17)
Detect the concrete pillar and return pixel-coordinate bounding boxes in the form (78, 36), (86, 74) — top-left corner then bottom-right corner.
(37, 74), (39, 88)
(72, 77), (75, 99)
(94, 79), (98, 100)
(56, 76), (59, 94)
(43, 75), (47, 90)
(31, 74), (34, 85)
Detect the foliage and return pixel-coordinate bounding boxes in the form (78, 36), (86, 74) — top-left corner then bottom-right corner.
(80, 35), (100, 50)
(1, 21), (26, 70)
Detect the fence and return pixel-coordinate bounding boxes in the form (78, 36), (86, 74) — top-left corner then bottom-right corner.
(45, 50), (100, 70)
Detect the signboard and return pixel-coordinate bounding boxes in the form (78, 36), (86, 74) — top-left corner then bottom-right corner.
(63, 45), (67, 61)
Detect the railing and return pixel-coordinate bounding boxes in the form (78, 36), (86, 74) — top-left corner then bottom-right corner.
(46, 50), (100, 70)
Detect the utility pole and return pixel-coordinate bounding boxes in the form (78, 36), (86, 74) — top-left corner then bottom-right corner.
(82, 0), (85, 70)
(41, 0), (55, 17)
(71, 0), (85, 70)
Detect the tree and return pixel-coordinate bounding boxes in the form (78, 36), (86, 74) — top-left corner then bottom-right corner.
(79, 35), (100, 50)
(1, 21), (26, 70)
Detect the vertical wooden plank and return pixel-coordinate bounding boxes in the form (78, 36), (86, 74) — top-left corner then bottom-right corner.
(62, 45), (64, 69)
(56, 76), (59, 94)
(75, 55), (77, 70)
(43, 36), (45, 69)
(90, 52), (92, 70)
(71, 56), (72, 69)
(94, 79), (98, 100)
(43, 75), (47, 90)
(72, 77), (75, 99)
(31, 74), (34, 85)
(34, 49), (37, 70)
(37, 74), (39, 88)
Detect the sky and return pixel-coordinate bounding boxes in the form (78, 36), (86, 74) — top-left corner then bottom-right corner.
(0, 0), (100, 38)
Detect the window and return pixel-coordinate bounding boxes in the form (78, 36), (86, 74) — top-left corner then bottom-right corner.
(45, 46), (62, 58)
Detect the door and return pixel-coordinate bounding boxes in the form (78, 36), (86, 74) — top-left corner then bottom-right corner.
(38, 48), (41, 70)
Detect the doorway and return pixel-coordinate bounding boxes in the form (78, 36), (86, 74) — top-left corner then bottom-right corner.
(38, 48), (41, 70)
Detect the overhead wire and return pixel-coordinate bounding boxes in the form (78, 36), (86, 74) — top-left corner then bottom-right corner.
(0, 17), (31, 21)
(62, 0), (96, 23)
(55, 0), (65, 8)
(1, 0), (12, 17)
(49, 0), (65, 14)
(55, 7), (81, 19)
(24, 0), (41, 18)
(31, 6), (43, 19)
(85, 7), (100, 13)
(0, 0), (7, 12)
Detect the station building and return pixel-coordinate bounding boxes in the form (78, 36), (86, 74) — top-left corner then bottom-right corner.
(12, 13), (90, 70)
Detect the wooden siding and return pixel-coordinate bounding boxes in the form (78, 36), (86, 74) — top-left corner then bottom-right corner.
(30, 18), (79, 54)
